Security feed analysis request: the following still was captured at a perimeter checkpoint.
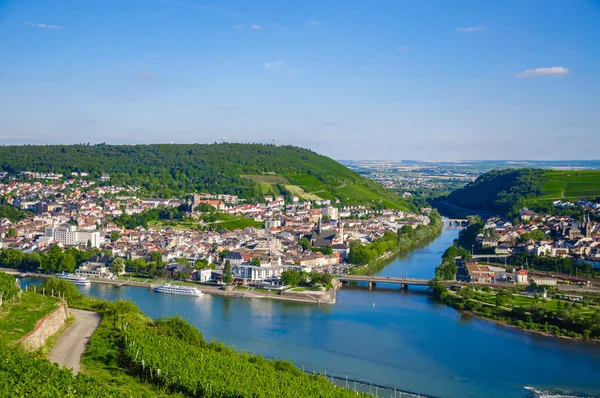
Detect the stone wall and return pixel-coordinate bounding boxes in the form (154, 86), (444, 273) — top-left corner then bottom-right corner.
(19, 300), (69, 351)
(280, 288), (335, 303)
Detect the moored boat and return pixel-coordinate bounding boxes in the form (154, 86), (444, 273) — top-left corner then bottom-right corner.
(154, 283), (202, 296)
(57, 272), (91, 286)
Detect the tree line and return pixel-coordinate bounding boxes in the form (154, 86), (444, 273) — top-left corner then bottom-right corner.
(348, 211), (443, 274)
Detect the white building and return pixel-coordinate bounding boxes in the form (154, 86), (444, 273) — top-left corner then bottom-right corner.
(44, 225), (104, 248)
(232, 264), (292, 283)
(322, 206), (339, 220)
(265, 218), (282, 229)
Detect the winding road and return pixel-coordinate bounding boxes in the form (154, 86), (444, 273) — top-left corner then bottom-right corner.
(49, 309), (101, 375)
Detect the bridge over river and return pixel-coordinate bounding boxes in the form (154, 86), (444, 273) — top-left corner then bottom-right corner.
(337, 275), (460, 290)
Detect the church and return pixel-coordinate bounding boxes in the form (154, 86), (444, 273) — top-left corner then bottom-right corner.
(307, 217), (344, 248)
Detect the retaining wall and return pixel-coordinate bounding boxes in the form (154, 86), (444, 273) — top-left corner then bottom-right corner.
(19, 300), (69, 351)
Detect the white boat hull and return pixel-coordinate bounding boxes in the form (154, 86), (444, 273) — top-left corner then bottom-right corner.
(154, 285), (203, 296)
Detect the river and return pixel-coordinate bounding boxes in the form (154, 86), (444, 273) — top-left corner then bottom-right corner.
(23, 228), (600, 397)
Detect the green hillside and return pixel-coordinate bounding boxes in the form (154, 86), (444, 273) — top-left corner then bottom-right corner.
(0, 143), (414, 211)
(439, 169), (600, 217)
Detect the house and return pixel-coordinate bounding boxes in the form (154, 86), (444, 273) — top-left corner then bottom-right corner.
(331, 243), (349, 260)
(525, 285), (547, 298)
(193, 268), (213, 283)
(76, 255), (114, 279)
(515, 268), (528, 284)
(222, 251), (244, 266)
(530, 277), (557, 286)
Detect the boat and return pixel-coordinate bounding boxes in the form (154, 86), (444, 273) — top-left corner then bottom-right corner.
(154, 283), (203, 296)
(57, 272), (91, 286)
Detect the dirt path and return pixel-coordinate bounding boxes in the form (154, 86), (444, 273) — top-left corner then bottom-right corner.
(49, 309), (101, 375)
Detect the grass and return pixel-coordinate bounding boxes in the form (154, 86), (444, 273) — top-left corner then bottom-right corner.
(241, 174), (288, 184)
(284, 184), (323, 200)
(148, 213), (262, 231)
(286, 174), (326, 189)
(218, 218), (263, 230)
(471, 290), (598, 319)
(0, 292), (59, 344)
(79, 301), (183, 398)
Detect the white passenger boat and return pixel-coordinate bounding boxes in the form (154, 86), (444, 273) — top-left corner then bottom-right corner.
(57, 272), (91, 286)
(154, 283), (203, 296)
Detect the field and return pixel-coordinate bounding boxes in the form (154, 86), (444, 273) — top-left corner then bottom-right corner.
(531, 170), (600, 204)
(240, 174), (289, 184)
(149, 213), (263, 231)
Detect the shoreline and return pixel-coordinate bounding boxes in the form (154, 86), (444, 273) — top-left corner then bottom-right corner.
(352, 222), (443, 276)
(463, 309), (600, 345)
(4, 269), (336, 305)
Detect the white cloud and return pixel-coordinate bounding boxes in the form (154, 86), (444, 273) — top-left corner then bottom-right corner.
(515, 66), (569, 78)
(251, 24), (261, 30)
(25, 21), (64, 30)
(456, 26), (485, 32)
(308, 20), (319, 25)
(398, 46), (408, 52)
(264, 61), (284, 71)
(233, 24), (244, 29)
(215, 105), (239, 111)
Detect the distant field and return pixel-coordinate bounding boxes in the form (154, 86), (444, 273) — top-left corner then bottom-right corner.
(284, 185), (323, 201)
(241, 174), (288, 184)
(537, 170), (600, 202)
(286, 174), (326, 190)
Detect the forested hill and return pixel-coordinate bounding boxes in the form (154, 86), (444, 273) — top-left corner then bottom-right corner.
(0, 143), (414, 211)
(437, 168), (600, 217)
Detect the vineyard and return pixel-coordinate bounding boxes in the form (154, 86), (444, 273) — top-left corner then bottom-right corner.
(0, 344), (123, 397)
(120, 323), (370, 397)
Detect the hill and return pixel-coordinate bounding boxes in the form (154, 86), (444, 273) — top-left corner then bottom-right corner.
(437, 169), (600, 217)
(0, 143), (414, 211)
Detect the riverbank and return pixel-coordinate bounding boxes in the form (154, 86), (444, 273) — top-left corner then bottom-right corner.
(430, 281), (600, 343)
(4, 269), (336, 305)
(350, 216), (443, 276)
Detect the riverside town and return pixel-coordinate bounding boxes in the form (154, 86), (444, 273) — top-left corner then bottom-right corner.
(3, 2), (600, 397)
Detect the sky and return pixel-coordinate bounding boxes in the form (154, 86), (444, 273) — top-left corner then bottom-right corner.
(1, 0), (599, 160)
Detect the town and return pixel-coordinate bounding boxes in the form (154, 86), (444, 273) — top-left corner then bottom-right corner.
(0, 174), (432, 293)
(454, 201), (600, 294)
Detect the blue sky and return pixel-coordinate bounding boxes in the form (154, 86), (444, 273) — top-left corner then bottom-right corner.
(1, 0), (599, 160)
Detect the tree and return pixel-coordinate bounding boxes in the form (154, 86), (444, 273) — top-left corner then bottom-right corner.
(60, 253), (77, 273)
(8, 228), (16, 237)
(251, 257), (261, 266)
(132, 258), (147, 273)
(41, 278), (81, 300)
(176, 257), (190, 266)
(223, 260), (233, 285)
(111, 257), (125, 276)
(308, 271), (323, 285)
(0, 271), (19, 302)
(280, 269), (303, 287)
(110, 231), (120, 242)
(151, 251), (163, 268)
(87, 239), (92, 248)
(298, 237), (311, 251)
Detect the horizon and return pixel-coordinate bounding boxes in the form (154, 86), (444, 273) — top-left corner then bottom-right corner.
(1, 0), (600, 160)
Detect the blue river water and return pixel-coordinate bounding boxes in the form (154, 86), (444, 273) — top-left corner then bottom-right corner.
(23, 228), (600, 397)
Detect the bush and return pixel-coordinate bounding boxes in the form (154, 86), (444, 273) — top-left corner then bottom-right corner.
(41, 278), (81, 300)
(152, 316), (205, 346)
(0, 272), (19, 302)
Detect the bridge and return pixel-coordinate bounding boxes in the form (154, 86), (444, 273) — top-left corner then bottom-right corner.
(338, 275), (433, 290)
(443, 218), (468, 228)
